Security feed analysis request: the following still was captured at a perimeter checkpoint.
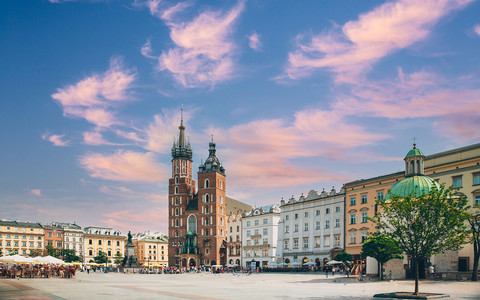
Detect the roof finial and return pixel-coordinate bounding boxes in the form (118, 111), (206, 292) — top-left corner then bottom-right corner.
(412, 137), (417, 148)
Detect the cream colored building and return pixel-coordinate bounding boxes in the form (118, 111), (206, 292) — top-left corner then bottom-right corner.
(133, 231), (168, 267)
(0, 220), (44, 256)
(83, 226), (126, 265)
(226, 212), (243, 266)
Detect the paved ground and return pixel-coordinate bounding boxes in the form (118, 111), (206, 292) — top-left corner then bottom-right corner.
(0, 272), (479, 299)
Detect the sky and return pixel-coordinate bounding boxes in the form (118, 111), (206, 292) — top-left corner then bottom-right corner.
(1, 0), (480, 235)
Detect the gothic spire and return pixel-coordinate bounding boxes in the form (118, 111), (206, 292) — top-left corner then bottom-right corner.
(171, 107), (192, 161)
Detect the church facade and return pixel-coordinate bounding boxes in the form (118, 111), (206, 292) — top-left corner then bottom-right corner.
(168, 111), (229, 268)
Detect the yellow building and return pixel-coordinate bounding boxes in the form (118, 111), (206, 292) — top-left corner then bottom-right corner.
(133, 231), (168, 267)
(0, 220), (44, 256)
(83, 226), (126, 265)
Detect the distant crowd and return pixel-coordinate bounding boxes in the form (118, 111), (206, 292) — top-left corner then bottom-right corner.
(0, 264), (76, 278)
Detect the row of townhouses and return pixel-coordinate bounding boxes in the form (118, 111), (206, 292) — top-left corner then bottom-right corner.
(0, 222), (169, 267)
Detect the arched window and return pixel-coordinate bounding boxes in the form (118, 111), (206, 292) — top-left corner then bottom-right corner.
(175, 219), (179, 227)
(188, 215), (197, 234)
(205, 206), (209, 214)
(205, 179), (210, 188)
(175, 187), (179, 194)
(175, 197), (179, 205)
(175, 208), (179, 216)
(205, 194), (209, 203)
(175, 177), (179, 184)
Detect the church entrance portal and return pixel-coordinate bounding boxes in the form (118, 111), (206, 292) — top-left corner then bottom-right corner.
(189, 258), (196, 267)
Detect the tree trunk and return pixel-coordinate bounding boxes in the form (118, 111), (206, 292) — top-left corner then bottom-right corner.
(380, 262), (383, 280)
(472, 240), (479, 282)
(414, 258), (419, 295)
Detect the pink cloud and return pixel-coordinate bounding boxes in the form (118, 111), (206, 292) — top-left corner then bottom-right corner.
(103, 207), (169, 233)
(474, 24), (480, 36)
(146, 1), (245, 88)
(100, 185), (167, 203)
(42, 133), (69, 146)
(282, 0), (472, 83)
(83, 130), (120, 146)
(248, 32), (262, 51)
(30, 189), (42, 196)
(51, 57), (136, 127)
(79, 150), (168, 182)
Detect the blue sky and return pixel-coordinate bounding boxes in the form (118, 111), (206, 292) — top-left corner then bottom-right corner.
(1, 0), (480, 234)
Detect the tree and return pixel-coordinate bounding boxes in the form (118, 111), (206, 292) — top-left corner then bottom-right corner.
(361, 235), (403, 280)
(29, 249), (43, 257)
(468, 213), (480, 281)
(372, 185), (470, 295)
(45, 245), (61, 258)
(94, 251), (108, 265)
(334, 252), (353, 264)
(62, 249), (81, 263)
(114, 252), (124, 265)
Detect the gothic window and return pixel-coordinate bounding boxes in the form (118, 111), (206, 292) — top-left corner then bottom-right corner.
(205, 179), (210, 188)
(188, 215), (197, 234)
(175, 208), (179, 216)
(205, 194), (209, 203)
(175, 177), (179, 184)
(175, 187), (179, 194)
(175, 197), (179, 205)
(175, 219), (179, 227)
(205, 206), (209, 214)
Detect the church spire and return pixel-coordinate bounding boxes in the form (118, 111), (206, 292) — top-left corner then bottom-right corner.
(171, 107), (192, 161)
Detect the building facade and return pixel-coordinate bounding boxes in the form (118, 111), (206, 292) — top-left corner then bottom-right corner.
(0, 220), (44, 256)
(226, 212), (243, 266)
(43, 224), (64, 250)
(133, 231), (168, 267)
(55, 222), (84, 261)
(276, 188), (344, 268)
(83, 227), (126, 264)
(241, 205), (280, 269)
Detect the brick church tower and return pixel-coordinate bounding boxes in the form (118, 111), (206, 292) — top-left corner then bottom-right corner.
(168, 109), (228, 268)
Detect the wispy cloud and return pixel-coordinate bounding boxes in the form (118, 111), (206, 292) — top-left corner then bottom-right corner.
(100, 185), (167, 203)
(83, 130), (124, 146)
(474, 24), (480, 36)
(51, 57), (136, 127)
(103, 207), (169, 233)
(79, 150), (168, 182)
(143, 1), (245, 88)
(281, 0), (472, 83)
(30, 189), (42, 196)
(42, 133), (69, 146)
(248, 32), (262, 51)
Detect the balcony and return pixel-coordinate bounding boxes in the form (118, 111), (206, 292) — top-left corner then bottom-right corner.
(243, 244), (271, 250)
(250, 234), (261, 239)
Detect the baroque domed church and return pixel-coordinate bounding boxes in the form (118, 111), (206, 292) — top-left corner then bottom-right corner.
(168, 109), (251, 268)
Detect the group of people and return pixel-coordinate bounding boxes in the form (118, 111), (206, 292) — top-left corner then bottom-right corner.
(0, 263), (76, 279)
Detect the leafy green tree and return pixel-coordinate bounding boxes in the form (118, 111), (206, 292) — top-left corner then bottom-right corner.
(467, 213), (480, 281)
(94, 251), (108, 265)
(372, 185), (470, 295)
(334, 252), (353, 264)
(361, 235), (403, 280)
(114, 252), (124, 265)
(62, 249), (81, 263)
(45, 245), (61, 258)
(28, 249), (43, 257)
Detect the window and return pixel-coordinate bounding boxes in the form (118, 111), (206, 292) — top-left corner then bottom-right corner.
(108, 240), (111, 246)
(294, 224), (298, 232)
(285, 215), (289, 221)
(285, 225), (289, 233)
(48, 232), (52, 237)
(304, 223), (309, 231)
(89, 239), (92, 245)
(294, 213), (298, 219)
(175, 187), (178, 194)
(314, 236), (321, 247)
(254, 229), (259, 235)
(324, 236), (330, 247)
(56, 241), (62, 247)
(453, 176), (463, 188)
(335, 206), (340, 212)
(377, 191), (384, 201)
(263, 218), (268, 224)
(334, 234), (341, 246)
(98, 240), (102, 245)
(237, 225), (239, 232)
(335, 219), (340, 227)
(57, 233), (62, 238)
(293, 238), (299, 249)
(361, 212), (368, 223)
(350, 214), (357, 224)
(204, 179), (209, 188)
(117, 241), (120, 246)
(475, 195), (480, 206)
(316, 210), (320, 216)
(473, 173), (480, 186)
(304, 212), (309, 217)
(284, 239), (289, 249)
(361, 232), (368, 243)
(255, 220), (259, 226)
(315, 221), (320, 230)
(303, 237), (309, 249)
(263, 228), (268, 236)
(361, 195), (367, 204)
(326, 208), (330, 214)
(246, 221), (251, 227)
(89, 250), (93, 256)
(247, 230), (251, 237)
(350, 196), (356, 206)
(325, 220), (330, 228)
(349, 232), (356, 244)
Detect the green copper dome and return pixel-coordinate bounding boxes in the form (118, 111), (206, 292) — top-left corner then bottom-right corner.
(404, 145), (424, 159)
(386, 175), (440, 199)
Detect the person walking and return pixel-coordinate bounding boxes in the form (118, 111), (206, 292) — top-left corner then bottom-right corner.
(86, 265), (90, 274)
(325, 267), (329, 278)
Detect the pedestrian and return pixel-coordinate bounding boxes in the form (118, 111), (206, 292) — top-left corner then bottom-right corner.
(86, 265), (90, 274)
(325, 267), (329, 278)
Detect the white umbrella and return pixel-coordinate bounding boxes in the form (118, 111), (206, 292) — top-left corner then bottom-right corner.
(0, 254), (31, 263)
(326, 260), (343, 265)
(304, 261), (315, 266)
(33, 256), (66, 264)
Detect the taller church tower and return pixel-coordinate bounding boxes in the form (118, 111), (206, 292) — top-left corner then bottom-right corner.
(168, 108), (196, 267)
